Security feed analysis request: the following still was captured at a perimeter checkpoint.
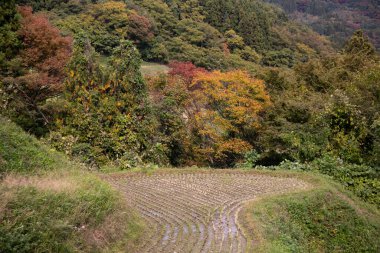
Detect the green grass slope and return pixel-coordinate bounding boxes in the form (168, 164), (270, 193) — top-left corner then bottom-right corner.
(0, 117), (145, 252)
(0, 117), (66, 174)
(240, 174), (380, 253)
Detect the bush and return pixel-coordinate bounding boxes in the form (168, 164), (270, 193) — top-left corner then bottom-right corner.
(277, 160), (312, 171)
(237, 150), (261, 168)
(312, 155), (380, 206)
(257, 154), (380, 207)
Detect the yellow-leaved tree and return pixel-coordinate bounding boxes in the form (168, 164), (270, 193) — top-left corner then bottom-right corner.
(188, 70), (271, 166)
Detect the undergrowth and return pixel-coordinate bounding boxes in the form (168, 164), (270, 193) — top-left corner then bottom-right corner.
(250, 156), (380, 208)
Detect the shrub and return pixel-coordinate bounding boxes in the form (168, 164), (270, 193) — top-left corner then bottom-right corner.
(260, 154), (380, 207)
(236, 150), (261, 168)
(312, 155), (380, 206)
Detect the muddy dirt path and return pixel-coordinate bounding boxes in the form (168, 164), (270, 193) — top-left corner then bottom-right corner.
(104, 171), (308, 253)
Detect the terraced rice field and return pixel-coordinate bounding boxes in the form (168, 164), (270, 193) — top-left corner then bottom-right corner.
(104, 171), (308, 253)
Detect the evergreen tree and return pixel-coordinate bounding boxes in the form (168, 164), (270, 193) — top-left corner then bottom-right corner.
(343, 30), (376, 71)
(344, 30), (375, 57)
(62, 35), (162, 166)
(0, 0), (20, 73)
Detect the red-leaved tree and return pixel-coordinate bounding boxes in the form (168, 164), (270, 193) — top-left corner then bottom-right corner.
(2, 6), (72, 134)
(168, 61), (207, 86)
(127, 12), (154, 45)
(17, 6), (72, 98)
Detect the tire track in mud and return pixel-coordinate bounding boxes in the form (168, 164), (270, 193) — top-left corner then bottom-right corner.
(104, 171), (308, 253)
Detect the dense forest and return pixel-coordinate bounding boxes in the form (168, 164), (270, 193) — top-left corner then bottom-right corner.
(1, 0), (380, 251)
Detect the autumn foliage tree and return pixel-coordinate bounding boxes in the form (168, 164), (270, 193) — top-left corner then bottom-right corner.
(1, 6), (72, 135)
(151, 66), (271, 166)
(127, 11), (154, 46)
(168, 61), (206, 85)
(17, 6), (72, 93)
(188, 70), (271, 166)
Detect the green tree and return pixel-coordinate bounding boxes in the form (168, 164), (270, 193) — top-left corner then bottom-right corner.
(343, 30), (377, 71)
(59, 35), (163, 166)
(0, 0), (20, 73)
(224, 29), (245, 51)
(344, 30), (375, 56)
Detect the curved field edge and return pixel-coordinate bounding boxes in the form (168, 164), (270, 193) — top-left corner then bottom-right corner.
(0, 117), (147, 252)
(239, 172), (380, 253)
(101, 168), (313, 252)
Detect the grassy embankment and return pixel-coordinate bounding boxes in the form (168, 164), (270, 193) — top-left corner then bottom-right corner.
(0, 117), (146, 252)
(239, 171), (380, 252)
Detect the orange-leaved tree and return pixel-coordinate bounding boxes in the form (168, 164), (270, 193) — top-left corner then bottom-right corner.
(188, 70), (271, 166)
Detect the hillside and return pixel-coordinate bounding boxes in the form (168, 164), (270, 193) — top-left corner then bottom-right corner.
(265, 0), (380, 50)
(1, 0), (378, 176)
(0, 1), (380, 252)
(17, 0), (334, 70)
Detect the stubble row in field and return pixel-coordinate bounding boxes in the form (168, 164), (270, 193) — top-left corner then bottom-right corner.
(104, 171), (309, 253)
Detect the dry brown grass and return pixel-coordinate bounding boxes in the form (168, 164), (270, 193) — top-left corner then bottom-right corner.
(82, 208), (145, 253)
(1, 174), (78, 193)
(0, 190), (14, 219)
(82, 212), (125, 251)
